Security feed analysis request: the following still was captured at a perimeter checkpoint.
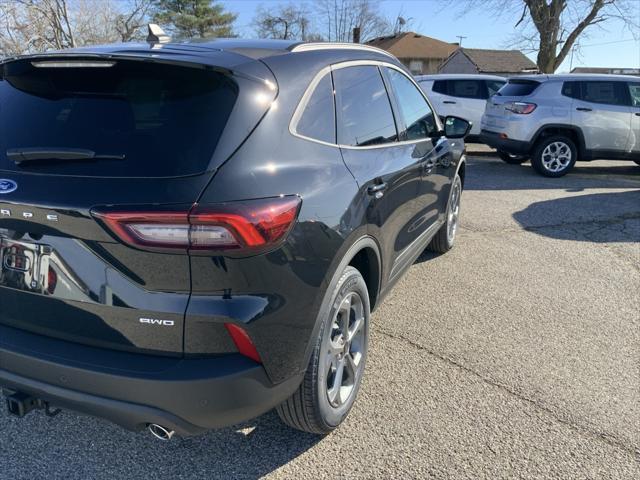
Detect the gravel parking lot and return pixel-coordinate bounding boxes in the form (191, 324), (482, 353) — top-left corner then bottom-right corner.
(1, 154), (638, 480)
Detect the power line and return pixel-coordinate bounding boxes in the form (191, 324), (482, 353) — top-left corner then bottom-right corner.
(577, 38), (638, 48)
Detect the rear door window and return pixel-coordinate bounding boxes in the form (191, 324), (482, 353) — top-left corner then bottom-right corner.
(333, 65), (398, 147)
(497, 80), (540, 97)
(432, 80), (448, 95)
(581, 81), (630, 106)
(449, 80), (488, 99)
(486, 80), (506, 97)
(0, 59), (239, 177)
(431, 79), (490, 99)
(385, 68), (437, 141)
(561, 81), (581, 99)
(294, 72), (336, 144)
(628, 83), (640, 107)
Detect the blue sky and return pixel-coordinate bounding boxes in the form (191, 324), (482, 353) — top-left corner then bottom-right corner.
(222, 0), (640, 72)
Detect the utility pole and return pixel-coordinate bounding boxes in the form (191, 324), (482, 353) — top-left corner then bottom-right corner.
(569, 44), (577, 71)
(456, 35), (467, 47)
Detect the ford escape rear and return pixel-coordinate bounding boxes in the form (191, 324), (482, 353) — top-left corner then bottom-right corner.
(0, 35), (468, 437)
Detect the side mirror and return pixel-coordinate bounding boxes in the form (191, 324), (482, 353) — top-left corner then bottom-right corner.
(444, 116), (472, 139)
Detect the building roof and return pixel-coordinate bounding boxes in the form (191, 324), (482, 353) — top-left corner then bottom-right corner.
(441, 48), (537, 73)
(571, 67), (640, 75)
(366, 32), (457, 60)
(511, 73), (640, 82)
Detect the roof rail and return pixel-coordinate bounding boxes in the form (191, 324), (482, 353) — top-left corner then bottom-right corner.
(290, 42), (395, 59)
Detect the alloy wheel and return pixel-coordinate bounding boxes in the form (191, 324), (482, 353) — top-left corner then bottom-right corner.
(447, 180), (461, 244)
(324, 292), (366, 408)
(541, 141), (572, 173)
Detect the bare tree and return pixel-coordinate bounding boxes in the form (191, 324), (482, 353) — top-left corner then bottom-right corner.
(0, 0), (72, 55)
(451, 0), (640, 73)
(15, 0), (77, 50)
(74, 0), (120, 45)
(0, 0), (153, 57)
(252, 3), (312, 40)
(315, 0), (390, 43)
(0, 2), (33, 55)
(115, 0), (155, 42)
(524, 0), (638, 72)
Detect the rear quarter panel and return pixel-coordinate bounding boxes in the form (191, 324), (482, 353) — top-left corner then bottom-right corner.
(187, 52), (377, 383)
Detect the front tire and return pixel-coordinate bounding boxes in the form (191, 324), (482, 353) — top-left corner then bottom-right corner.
(277, 266), (370, 434)
(531, 136), (577, 177)
(498, 150), (528, 164)
(428, 173), (462, 253)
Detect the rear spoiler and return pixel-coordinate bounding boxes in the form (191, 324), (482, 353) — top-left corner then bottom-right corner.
(0, 48), (276, 87)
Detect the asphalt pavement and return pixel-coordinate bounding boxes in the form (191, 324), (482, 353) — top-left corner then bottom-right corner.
(0, 155), (638, 479)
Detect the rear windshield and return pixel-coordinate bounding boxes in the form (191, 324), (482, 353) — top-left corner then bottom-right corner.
(496, 80), (540, 97)
(0, 59), (238, 177)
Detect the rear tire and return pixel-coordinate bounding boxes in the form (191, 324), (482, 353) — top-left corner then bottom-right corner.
(531, 135), (577, 177)
(277, 266), (370, 434)
(428, 174), (462, 254)
(498, 150), (528, 164)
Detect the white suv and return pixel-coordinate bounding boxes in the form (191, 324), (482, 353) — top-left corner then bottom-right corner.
(417, 74), (506, 141)
(480, 74), (640, 177)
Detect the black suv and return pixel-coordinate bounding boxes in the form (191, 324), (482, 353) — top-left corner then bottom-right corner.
(0, 35), (468, 438)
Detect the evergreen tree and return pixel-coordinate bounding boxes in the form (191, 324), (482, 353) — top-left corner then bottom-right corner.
(153, 0), (237, 39)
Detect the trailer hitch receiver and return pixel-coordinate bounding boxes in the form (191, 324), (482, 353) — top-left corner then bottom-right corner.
(5, 391), (61, 418)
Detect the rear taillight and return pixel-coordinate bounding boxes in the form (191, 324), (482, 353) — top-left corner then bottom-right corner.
(47, 267), (57, 295)
(505, 102), (537, 114)
(93, 196), (301, 255)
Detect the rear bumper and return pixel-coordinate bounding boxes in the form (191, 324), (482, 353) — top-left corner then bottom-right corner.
(480, 130), (531, 155)
(0, 325), (302, 436)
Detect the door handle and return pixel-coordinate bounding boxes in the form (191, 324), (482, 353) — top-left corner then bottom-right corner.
(576, 107), (592, 112)
(443, 100), (457, 104)
(635, 112), (640, 117)
(367, 182), (388, 199)
(423, 158), (436, 174)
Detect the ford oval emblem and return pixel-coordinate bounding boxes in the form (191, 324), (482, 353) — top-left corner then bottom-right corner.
(0, 179), (17, 194)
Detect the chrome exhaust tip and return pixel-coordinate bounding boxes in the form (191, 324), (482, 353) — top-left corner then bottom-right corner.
(148, 423), (175, 441)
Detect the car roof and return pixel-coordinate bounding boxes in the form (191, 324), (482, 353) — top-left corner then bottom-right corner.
(415, 73), (506, 82)
(2, 38), (395, 66)
(507, 73), (640, 82)
(1, 39), (398, 83)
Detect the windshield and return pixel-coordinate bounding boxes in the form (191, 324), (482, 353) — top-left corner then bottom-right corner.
(0, 58), (238, 177)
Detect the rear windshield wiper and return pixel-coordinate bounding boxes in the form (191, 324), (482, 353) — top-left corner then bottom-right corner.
(7, 148), (125, 165)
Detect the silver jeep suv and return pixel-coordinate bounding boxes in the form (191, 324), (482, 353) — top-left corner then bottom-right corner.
(480, 74), (640, 177)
